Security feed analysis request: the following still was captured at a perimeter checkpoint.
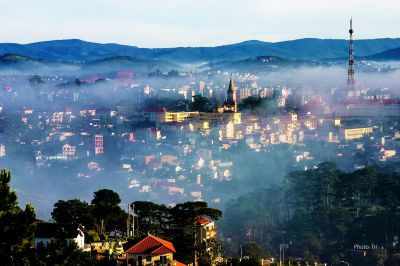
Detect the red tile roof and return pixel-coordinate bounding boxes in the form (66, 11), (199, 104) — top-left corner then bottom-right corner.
(124, 234), (176, 255)
(196, 217), (211, 225)
(174, 260), (187, 266)
(148, 234), (176, 253)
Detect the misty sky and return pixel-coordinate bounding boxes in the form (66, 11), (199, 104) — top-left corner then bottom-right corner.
(1, 0), (399, 47)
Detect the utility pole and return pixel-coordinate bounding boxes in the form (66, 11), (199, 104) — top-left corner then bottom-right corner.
(193, 223), (198, 266)
(279, 231), (287, 266)
(127, 203), (136, 238)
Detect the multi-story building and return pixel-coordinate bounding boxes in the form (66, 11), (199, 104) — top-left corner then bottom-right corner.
(62, 144), (76, 158)
(0, 144), (5, 157)
(94, 135), (104, 155)
(239, 88), (252, 101)
(195, 217), (217, 242)
(340, 127), (373, 140)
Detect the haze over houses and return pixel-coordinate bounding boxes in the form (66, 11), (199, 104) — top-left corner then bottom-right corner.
(0, 56), (400, 217)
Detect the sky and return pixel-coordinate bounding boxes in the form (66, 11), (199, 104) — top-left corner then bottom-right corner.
(1, 0), (399, 47)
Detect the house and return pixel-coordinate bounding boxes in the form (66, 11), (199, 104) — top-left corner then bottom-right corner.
(123, 234), (183, 266)
(195, 217), (217, 242)
(34, 223), (86, 250)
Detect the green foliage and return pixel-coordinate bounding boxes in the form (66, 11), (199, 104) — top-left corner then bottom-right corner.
(91, 189), (126, 233)
(242, 242), (268, 259)
(197, 238), (222, 266)
(52, 199), (93, 226)
(371, 248), (388, 266)
(191, 95), (212, 112)
(238, 96), (278, 116)
(33, 236), (95, 265)
(29, 74), (44, 85)
(221, 163), (400, 265)
(51, 189), (127, 234)
(0, 168), (36, 264)
(284, 93), (301, 112)
(239, 257), (261, 266)
(87, 230), (100, 242)
(132, 201), (170, 237)
(132, 200), (222, 264)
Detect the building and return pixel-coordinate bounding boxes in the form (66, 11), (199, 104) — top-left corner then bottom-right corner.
(123, 234), (180, 266)
(194, 217), (219, 266)
(335, 100), (400, 117)
(217, 77), (237, 113)
(239, 88), (252, 101)
(0, 144), (5, 157)
(156, 112), (199, 124)
(35, 223), (86, 250)
(62, 144), (76, 158)
(340, 127), (373, 140)
(378, 148), (396, 161)
(155, 79), (242, 129)
(195, 217), (217, 242)
(94, 134), (104, 155)
(51, 112), (64, 123)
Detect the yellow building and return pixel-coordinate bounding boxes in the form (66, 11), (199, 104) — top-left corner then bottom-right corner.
(195, 217), (217, 241)
(123, 234), (178, 266)
(156, 111), (240, 128)
(341, 127), (373, 140)
(155, 78), (241, 134)
(157, 111), (199, 123)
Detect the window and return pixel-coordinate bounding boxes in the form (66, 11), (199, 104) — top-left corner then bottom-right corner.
(160, 255), (167, 264)
(146, 256), (152, 262)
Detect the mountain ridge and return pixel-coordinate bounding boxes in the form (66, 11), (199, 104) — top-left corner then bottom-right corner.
(2, 38), (400, 63)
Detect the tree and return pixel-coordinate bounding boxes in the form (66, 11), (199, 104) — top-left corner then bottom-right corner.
(171, 201), (222, 225)
(192, 95), (212, 112)
(198, 238), (222, 266)
(0, 168), (36, 264)
(52, 199), (93, 226)
(241, 242), (268, 259)
(238, 96), (265, 115)
(34, 227), (95, 265)
(170, 201), (222, 264)
(91, 189), (126, 233)
(29, 74), (44, 85)
(174, 99), (190, 112)
(239, 257), (261, 266)
(285, 93), (301, 112)
(132, 201), (170, 237)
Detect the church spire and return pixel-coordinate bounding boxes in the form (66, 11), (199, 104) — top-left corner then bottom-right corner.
(227, 75), (236, 93)
(225, 75), (237, 112)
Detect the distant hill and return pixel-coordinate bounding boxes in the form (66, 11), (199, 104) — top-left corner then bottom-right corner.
(364, 47), (400, 61)
(1, 38), (400, 63)
(0, 53), (34, 63)
(0, 53), (179, 75)
(0, 53), (67, 72)
(208, 55), (328, 72)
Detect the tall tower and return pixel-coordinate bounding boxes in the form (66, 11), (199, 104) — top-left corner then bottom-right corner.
(225, 77), (237, 112)
(347, 17), (355, 93)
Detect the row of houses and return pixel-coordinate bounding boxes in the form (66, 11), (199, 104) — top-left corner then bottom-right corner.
(34, 217), (217, 266)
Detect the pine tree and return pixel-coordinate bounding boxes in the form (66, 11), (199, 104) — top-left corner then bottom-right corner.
(0, 168), (36, 265)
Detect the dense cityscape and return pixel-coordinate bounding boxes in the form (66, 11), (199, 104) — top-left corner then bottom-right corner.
(1, 9), (400, 266)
